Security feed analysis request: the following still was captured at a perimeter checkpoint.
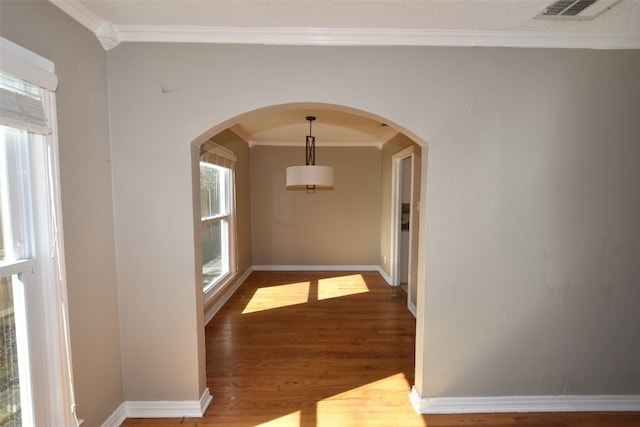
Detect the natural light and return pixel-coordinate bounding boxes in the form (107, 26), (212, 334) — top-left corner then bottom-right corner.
(242, 281), (310, 314)
(256, 410), (301, 426)
(317, 274), (369, 301)
(250, 373), (424, 427)
(317, 373), (425, 427)
(241, 274), (371, 314)
(248, 373), (426, 427)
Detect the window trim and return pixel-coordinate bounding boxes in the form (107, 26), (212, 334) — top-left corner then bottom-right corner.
(1, 37), (77, 427)
(199, 148), (237, 305)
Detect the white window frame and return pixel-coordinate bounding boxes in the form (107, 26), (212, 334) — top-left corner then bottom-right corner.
(1, 37), (78, 427)
(199, 145), (237, 304)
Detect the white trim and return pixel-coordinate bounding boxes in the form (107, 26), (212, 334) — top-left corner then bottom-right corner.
(204, 267), (253, 325)
(99, 403), (127, 427)
(377, 267), (392, 285)
(252, 265), (392, 285)
(407, 299), (417, 317)
(409, 386), (640, 414)
(253, 264), (381, 272)
(0, 259), (35, 277)
(390, 146), (415, 287)
(41, 3), (640, 50)
(47, 0), (120, 50)
(0, 37), (58, 91)
(199, 386), (213, 415)
(48, 0), (103, 34)
(101, 389), (212, 426)
(113, 26), (640, 50)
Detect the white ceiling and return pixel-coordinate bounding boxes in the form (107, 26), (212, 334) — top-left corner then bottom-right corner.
(49, 0), (640, 148)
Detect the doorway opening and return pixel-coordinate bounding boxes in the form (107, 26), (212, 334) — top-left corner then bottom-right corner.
(390, 146), (419, 317)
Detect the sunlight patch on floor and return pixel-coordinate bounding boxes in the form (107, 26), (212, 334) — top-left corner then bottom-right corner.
(316, 373), (425, 427)
(242, 281), (310, 314)
(317, 274), (369, 301)
(255, 410), (301, 426)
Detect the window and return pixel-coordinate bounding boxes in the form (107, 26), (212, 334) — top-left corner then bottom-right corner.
(199, 143), (236, 298)
(1, 126), (37, 427)
(1, 37), (77, 427)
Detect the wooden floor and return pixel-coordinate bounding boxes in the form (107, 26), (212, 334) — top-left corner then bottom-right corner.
(122, 271), (640, 427)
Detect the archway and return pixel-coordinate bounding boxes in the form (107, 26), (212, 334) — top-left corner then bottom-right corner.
(191, 102), (430, 415)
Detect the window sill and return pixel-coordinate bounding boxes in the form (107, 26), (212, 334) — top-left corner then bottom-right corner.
(203, 271), (237, 306)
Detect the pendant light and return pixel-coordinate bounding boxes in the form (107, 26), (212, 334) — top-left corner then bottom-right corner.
(286, 116), (334, 190)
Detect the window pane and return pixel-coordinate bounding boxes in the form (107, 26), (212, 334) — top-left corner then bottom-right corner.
(0, 194), (5, 262)
(0, 276), (21, 426)
(200, 163), (227, 219)
(202, 220), (229, 288)
(1, 126), (34, 262)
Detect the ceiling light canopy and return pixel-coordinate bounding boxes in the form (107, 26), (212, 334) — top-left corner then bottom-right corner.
(286, 116), (334, 190)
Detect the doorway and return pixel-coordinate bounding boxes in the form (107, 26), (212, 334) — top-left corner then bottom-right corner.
(391, 146), (419, 317)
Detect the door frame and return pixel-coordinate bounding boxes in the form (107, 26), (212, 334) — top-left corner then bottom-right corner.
(390, 146), (417, 316)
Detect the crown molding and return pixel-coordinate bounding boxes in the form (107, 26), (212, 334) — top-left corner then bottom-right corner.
(49, 0), (119, 50)
(49, 1), (640, 51)
(115, 26), (640, 50)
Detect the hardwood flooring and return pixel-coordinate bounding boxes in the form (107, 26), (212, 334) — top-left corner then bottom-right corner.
(121, 271), (640, 427)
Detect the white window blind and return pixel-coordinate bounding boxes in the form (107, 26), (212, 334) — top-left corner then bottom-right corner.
(0, 74), (50, 135)
(200, 142), (236, 169)
(0, 37), (57, 135)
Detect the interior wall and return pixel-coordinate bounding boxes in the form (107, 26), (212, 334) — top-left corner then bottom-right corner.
(250, 145), (381, 266)
(0, 1), (123, 426)
(105, 42), (640, 404)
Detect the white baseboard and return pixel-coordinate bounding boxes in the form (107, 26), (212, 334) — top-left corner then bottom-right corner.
(252, 265), (393, 286)
(409, 386), (640, 414)
(101, 388), (212, 427)
(407, 300), (417, 317)
(377, 267), (392, 285)
(253, 264), (383, 272)
(100, 402), (127, 427)
(204, 267), (253, 325)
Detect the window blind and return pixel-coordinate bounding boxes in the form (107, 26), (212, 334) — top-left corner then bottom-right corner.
(0, 76), (50, 135)
(200, 141), (236, 169)
(1, 37), (57, 135)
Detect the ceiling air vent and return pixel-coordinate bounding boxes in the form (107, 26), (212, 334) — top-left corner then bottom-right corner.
(536, 0), (622, 19)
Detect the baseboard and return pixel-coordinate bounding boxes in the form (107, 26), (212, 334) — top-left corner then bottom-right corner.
(252, 264), (382, 271)
(253, 264), (382, 272)
(377, 267), (392, 285)
(204, 267), (253, 325)
(409, 386), (640, 414)
(100, 402), (127, 427)
(101, 388), (212, 426)
(407, 300), (417, 317)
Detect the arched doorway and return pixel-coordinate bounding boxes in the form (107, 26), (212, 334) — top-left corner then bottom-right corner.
(191, 102), (429, 414)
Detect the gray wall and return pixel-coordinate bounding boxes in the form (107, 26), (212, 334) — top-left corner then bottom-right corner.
(0, 1), (123, 425)
(106, 43), (640, 402)
(250, 145), (381, 266)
